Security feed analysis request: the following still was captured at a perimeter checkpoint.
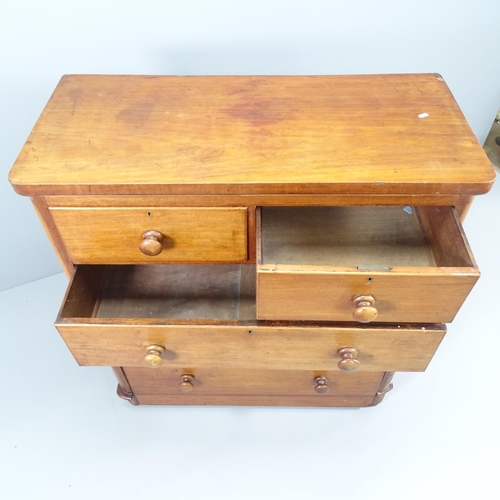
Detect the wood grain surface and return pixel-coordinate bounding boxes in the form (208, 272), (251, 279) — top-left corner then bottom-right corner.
(31, 197), (74, 277)
(49, 206), (248, 264)
(257, 267), (478, 324)
(9, 74), (495, 197)
(94, 264), (256, 320)
(44, 194), (469, 208)
(56, 265), (445, 372)
(260, 206), (436, 267)
(112, 367), (139, 405)
(125, 367), (384, 396)
(133, 394), (376, 407)
(257, 206), (479, 323)
(55, 321), (445, 372)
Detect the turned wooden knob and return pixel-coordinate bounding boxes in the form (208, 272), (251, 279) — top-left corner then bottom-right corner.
(314, 376), (329, 394)
(143, 344), (165, 368)
(337, 346), (360, 372)
(179, 374), (195, 392)
(352, 294), (378, 323)
(139, 230), (163, 256)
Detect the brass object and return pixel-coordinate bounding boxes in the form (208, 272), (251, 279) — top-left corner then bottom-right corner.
(139, 230), (164, 256)
(337, 346), (360, 372)
(352, 293), (378, 323)
(179, 374), (195, 392)
(314, 376), (329, 394)
(143, 344), (165, 368)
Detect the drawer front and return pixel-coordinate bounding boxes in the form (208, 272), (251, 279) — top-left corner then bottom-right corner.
(257, 272), (478, 323)
(257, 206), (479, 323)
(50, 207), (248, 263)
(124, 367), (385, 397)
(56, 322), (445, 372)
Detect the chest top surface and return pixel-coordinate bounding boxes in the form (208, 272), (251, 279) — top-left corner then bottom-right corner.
(9, 74), (495, 197)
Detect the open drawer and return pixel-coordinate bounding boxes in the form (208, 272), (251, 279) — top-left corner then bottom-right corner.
(256, 206), (479, 323)
(55, 264), (445, 372)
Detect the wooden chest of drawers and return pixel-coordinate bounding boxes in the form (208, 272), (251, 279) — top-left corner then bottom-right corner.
(9, 74), (495, 407)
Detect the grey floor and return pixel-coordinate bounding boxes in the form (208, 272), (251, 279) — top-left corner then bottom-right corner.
(1, 177), (499, 499)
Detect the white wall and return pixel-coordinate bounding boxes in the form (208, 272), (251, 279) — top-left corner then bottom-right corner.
(2, 0), (500, 290)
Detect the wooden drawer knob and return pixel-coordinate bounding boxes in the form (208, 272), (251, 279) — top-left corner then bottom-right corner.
(139, 230), (164, 256)
(314, 376), (329, 394)
(179, 374), (195, 392)
(352, 294), (378, 323)
(337, 346), (360, 372)
(143, 344), (165, 368)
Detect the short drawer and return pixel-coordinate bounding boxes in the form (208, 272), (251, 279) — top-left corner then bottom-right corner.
(55, 265), (446, 372)
(256, 206), (479, 323)
(49, 207), (248, 263)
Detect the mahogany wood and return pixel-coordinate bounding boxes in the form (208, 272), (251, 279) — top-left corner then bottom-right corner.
(257, 206), (479, 323)
(8, 74), (494, 408)
(337, 347), (361, 372)
(56, 321), (445, 373)
(138, 230), (163, 256)
(314, 376), (330, 394)
(124, 367), (384, 397)
(112, 367), (139, 405)
(57, 265), (105, 319)
(370, 372), (395, 406)
(44, 194), (471, 208)
(49, 207), (248, 264)
(31, 197), (74, 277)
(134, 394), (376, 406)
(455, 196), (474, 222)
(55, 265), (445, 372)
(142, 345), (166, 368)
(9, 75), (494, 197)
(179, 374), (195, 392)
(94, 264), (255, 320)
(352, 294), (378, 323)
(416, 206), (478, 268)
(247, 206), (257, 263)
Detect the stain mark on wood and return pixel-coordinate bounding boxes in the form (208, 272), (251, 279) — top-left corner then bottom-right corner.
(117, 101), (155, 126)
(224, 99), (292, 127)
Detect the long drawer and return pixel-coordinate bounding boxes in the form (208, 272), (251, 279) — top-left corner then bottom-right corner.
(123, 367), (390, 407)
(125, 367), (385, 396)
(50, 207), (248, 264)
(256, 206), (479, 324)
(55, 265), (445, 373)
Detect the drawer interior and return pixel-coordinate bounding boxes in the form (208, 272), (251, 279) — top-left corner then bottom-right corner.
(59, 264), (255, 320)
(259, 206), (476, 269)
(56, 264), (446, 371)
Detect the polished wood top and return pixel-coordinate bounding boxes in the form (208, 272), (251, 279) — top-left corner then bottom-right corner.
(9, 74), (495, 196)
